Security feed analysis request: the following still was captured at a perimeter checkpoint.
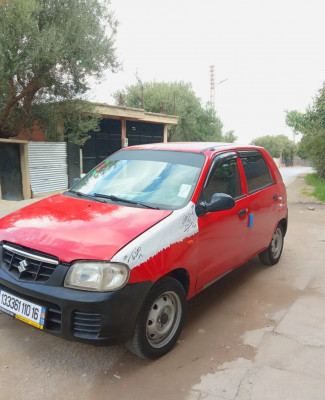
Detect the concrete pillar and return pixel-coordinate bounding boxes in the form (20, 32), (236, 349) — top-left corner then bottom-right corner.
(79, 148), (84, 176)
(121, 119), (127, 147)
(163, 124), (168, 143)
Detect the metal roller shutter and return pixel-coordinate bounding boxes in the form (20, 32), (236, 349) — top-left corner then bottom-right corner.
(28, 142), (68, 195)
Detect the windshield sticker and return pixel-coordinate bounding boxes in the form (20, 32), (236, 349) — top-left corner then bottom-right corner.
(96, 161), (109, 171)
(177, 184), (191, 198)
(92, 161), (110, 175)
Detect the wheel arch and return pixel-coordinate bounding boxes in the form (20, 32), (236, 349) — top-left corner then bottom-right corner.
(164, 268), (190, 296)
(278, 215), (288, 236)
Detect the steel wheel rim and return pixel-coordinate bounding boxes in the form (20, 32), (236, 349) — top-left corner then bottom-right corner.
(271, 227), (283, 259)
(146, 291), (182, 348)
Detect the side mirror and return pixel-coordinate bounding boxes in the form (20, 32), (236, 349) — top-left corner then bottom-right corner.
(195, 193), (235, 217)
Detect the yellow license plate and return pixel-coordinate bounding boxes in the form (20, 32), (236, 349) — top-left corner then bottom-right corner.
(0, 289), (46, 329)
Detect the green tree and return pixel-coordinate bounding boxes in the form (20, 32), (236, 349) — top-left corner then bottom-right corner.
(285, 110), (307, 135)
(251, 134), (296, 159)
(114, 80), (236, 142)
(0, 0), (119, 140)
(286, 86), (325, 177)
(223, 130), (237, 143)
(32, 100), (100, 145)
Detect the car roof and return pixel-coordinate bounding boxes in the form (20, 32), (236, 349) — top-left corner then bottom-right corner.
(125, 142), (262, 155)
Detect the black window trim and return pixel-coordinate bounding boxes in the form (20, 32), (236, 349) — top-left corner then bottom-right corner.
(203, 152), (237, 188)
(238, 149), (275, 194)
(246, 182), (275, 195)
(202, 151), (243, 200)
(238, 150), (262, 159)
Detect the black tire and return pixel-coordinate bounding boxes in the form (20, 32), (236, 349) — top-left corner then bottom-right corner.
(258, 224), (284, 265)
(126, 277), (187, 359)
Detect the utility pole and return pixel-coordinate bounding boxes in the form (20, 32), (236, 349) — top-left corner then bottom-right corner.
(210, 65), (228, 109)
(210, 65), (215, 109)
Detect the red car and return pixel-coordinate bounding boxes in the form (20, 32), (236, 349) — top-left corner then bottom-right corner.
(0, 143), (287, 359)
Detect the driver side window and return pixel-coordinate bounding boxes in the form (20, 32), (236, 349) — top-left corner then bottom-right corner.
(202, 158), (241, 202)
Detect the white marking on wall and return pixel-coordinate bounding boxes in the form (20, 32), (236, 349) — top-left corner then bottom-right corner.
(111, 202), (198, 269)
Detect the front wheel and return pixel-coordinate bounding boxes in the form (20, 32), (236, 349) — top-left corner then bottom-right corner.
(258, 224), (284, 265)
(126, 277), (187, 359)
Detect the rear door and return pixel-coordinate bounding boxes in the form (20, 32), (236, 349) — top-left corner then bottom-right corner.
(238, 150), (279, 255)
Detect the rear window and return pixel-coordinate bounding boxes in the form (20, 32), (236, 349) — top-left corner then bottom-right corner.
(239, 151), (273, 193)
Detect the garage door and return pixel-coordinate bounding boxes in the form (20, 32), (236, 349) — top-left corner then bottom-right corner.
(28, 142), (68, 195)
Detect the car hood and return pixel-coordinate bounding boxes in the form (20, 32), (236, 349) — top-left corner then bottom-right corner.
(0, 194), (172, 263)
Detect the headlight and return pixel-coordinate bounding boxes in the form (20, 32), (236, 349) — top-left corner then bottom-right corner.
(64, 261), (129, 291)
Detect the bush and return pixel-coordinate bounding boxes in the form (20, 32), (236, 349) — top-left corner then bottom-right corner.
(305, 173), (325, 202)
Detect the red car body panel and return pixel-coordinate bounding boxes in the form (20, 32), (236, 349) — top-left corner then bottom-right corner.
(0, 194), (172, 263)
(127, 235), (199, 297)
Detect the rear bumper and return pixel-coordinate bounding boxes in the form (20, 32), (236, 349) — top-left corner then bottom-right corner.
(0, 268), (152, 345)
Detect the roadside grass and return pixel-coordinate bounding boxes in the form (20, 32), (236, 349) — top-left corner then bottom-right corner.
(304, 173), (325, 202)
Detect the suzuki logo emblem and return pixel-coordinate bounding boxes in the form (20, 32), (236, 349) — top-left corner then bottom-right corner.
(18, 259), (30, 273)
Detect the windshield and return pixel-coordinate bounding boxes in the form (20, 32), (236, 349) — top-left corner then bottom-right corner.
(69, 149), (205, 209)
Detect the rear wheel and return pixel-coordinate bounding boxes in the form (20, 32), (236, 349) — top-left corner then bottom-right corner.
(126, 277), (187, 359)
(259, 224), (284, 265)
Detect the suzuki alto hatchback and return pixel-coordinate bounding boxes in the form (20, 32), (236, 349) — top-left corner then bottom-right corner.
(0, 143), (287, 359)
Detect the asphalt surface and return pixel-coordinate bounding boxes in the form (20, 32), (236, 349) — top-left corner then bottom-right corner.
(279, 166), (313, 187)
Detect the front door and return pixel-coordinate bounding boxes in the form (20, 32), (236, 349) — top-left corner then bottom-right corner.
(195, 152), (250, 291)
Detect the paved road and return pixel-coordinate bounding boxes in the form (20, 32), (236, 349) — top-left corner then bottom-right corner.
(279, 166), (313, 187)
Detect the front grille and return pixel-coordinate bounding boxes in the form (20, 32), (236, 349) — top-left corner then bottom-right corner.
(2, 243), (59, 282)
(73, 311), (102, 339)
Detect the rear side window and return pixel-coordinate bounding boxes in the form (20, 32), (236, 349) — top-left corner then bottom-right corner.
(239, 151), (273, 193)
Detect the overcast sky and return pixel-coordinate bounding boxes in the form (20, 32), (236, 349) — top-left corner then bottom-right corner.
(90, 0), (325, 144)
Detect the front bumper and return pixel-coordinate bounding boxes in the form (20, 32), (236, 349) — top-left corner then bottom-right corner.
(0, 266), (152, 345)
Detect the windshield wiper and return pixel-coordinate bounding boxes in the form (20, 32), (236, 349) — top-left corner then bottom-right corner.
(93, 193), (160, 209)
(70, 191), (106, 203)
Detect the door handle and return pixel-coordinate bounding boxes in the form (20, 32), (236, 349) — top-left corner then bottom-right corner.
(273, 194), (278, 201)
(238, 209), (247, 217)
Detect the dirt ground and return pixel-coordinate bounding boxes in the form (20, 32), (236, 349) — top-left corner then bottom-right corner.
(0, 174), (325, 400)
